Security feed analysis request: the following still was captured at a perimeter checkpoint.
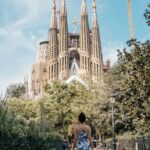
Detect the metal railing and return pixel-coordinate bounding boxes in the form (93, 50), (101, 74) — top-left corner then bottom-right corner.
(136, 137), (150, 150)
(104, 137), (150, 150)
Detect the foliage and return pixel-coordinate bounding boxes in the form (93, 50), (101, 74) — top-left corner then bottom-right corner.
(1, 77), (114, 149)
(85, 80), (112, 139)
(6, 83), (26, 98)
(44, 81), (75, 134)
(144, 4), (150, 26)
(44, 80), (113, 140)
(0, 96), (63, 149)
(112, 40), (150, 136)
(0, 131), (63, 150)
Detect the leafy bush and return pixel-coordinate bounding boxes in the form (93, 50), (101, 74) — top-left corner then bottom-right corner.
(0, 98), (63, 149)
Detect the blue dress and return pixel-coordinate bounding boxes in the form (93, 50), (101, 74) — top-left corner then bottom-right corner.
(76, 130), (90, 150)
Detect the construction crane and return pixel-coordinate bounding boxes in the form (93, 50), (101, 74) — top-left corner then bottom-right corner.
(127, 0), (135, 40)
(72, 19), (80, 33)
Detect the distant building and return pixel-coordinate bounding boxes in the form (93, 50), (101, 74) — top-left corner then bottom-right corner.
(31, 0), (110, 99)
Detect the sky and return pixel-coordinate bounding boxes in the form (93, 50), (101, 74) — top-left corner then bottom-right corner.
(0, 0), (149, 94)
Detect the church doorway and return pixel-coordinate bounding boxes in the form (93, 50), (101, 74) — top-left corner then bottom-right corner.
(69, 50), (80, 69)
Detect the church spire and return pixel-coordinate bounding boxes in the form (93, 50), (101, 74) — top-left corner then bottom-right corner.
(50, 0), (57, 29)
(60, 0), (67, 16)
(81, 0), (87, 15)
(80, 0), (90, 72)
(91, 0), (103, 78)
(80, 0), (90, 52)
(59, 0), (68, 54)
(58, 0), (69, 78)
(48, 0), (58, 60)
(92, 0), (98, 27)
(91, 0), (102, 59)
(47, 0), (59, 82)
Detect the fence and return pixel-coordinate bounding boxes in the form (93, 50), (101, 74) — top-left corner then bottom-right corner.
(136, 137), (150, 150)
(105, 137), (150, 150)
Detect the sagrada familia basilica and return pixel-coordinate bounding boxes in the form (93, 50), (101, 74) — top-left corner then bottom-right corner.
(30, 0), (110, 98)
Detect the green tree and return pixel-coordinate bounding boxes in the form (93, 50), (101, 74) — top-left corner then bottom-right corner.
(0, 97), (63, 149)
(6, 83), (26, 98)
(44, 80), (112, 139)
(7, 98), (38, 121)
(87, 80), (112, 140)
(44, 81), (76, 135)
(112, 40), (150, 136)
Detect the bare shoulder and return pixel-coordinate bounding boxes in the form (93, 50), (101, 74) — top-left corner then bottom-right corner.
(74, 125), (78, 131)
(85, 124), (91, 131)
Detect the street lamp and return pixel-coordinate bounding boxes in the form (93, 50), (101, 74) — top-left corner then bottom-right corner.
(110, 93), (117, 150)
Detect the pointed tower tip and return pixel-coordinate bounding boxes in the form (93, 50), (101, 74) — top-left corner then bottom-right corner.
(82, 0), (86, 4)
(92, 0), (98, 27)
(81, 0), (87, 15)
(50, 0), (57, 29)
(52, 0), (56, 13)
(60, 0), (67, 15)
(92, 0), (96, 9)
(92, 0), (97, 12)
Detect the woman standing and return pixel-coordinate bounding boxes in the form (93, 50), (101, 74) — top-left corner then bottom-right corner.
(72, 112), (94, 150)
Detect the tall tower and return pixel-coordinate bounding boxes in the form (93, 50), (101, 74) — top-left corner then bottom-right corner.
(127, 0), (134, 40)
(91, 0), (103, 79)
(47, 0), (59, 82)
(80, 0), (90, 78)
(58, 0), (69, 79)
(31, 41), (48, 99)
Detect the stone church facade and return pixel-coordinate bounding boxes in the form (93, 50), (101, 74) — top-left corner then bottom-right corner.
(31, 0), (109, 98)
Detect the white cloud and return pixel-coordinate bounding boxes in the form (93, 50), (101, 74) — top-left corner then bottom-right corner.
(11, 18), (29, 29)
(102, 41), (125, 65)
(0, 24), (42, 92)
(0, 0), (50, 93)
(0, 28), (9, 36)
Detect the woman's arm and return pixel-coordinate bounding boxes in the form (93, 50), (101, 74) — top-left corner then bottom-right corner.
(88, 127), (94, 150)
(72, 127), (77, 150)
